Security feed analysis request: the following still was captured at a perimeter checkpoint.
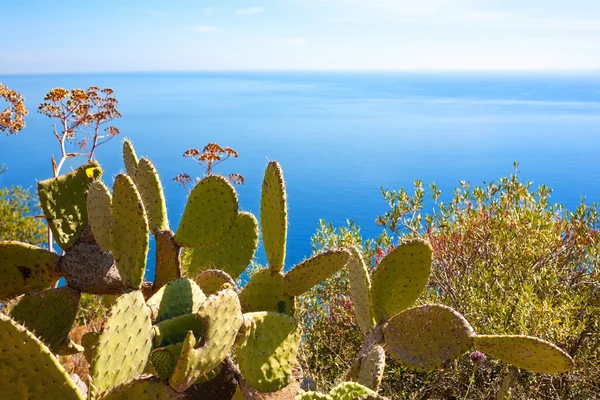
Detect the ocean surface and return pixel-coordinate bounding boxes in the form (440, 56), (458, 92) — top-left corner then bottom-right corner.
(1, 72), (599, 280)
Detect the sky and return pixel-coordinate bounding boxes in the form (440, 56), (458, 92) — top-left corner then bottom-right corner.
(1, 0), (599, 73)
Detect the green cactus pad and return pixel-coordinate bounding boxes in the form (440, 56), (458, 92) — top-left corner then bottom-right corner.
(82, 331), (99, 364)
(153, 314), (204, 347)
(147, 278), (206, 323)
(236, 311), (303, 393)
(151, 347), (179, 381)
(283, 248), (351, 296)
(123, 138), (139, 177)
(153, 230), (182, 292)
(0, 241), (61, 300)
(296, 392), (334, 400)
(261, 161), (288, 273)
(239, 267), (294, 314)
(112, 174), (149, 289)
(90, 291), (154, 396)
(355, 345), (385, 391)
(347, 247), (376, 335)
(383, 304), (475, 371)
(193, 269), (238, 296)
(371, 239), (432, 323)
(8, 286), (80, 354)
(135, 158), (169, 233)
(98, 376), (180, 400)
(473, 335), (575, 374)
(174, 175), (238, 248)
(0, 314), (85, 399)
(37, 161), (100, 250)
(169, 289), (243, 392)
(180, 211), (259, 280)
(86, 180), (113, 253)
(328, 382), (376, 400)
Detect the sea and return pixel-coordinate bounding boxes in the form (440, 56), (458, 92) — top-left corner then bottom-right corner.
(1, 71), (599, 280)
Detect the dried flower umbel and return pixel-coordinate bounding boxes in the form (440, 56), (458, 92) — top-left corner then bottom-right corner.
(176, 142), (244, 192)
(0, 83), (29, 135)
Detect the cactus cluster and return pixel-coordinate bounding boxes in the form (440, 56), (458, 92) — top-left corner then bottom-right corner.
(0, 139), (576, 399)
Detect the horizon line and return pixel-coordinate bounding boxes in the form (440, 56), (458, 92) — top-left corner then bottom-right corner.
(1, 68), (600, 77)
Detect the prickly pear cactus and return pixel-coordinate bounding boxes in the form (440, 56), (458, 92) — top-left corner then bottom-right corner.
(0, 241), (61, 300)
(169, 288), (243, 392)
(473, 335), (575, 374)
(90, 290), (154, 396)
(98, 376), (180, 400)
(0, 314), (85, 399)
(328, 382), (376, 400)
(86, 180), (113, 253)
(236, 311), (303, 393)
(383, 304), (475, 370)
(371, 238), (432, 323)
(135, 158), (169, 233)
(111, 174), (149, 289)
(181, 211), (259, 280)
(283, 248), (351, 296)
(153, 230), (182, 292)
(8, 286), (81, 354)
(239, 268), (294, 314)
(296, 393), (333, 400)
(151, 346), (181, 381)
(175, 175), (238, 248)
(346, 247), (376, 335)
(123, 138), (139, 177)
(38, 161), (101, 250)
(153, 314), (204, 347)
(261, 161), (287, 273)
(147, 278), (206, 323)
(349, 345), (385, 391)
(192, 269), (238, 296)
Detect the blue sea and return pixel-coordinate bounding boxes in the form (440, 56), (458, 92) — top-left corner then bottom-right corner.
(1, 72), (599, 280)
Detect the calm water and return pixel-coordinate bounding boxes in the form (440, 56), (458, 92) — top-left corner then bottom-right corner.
(1, 72), (599, 280)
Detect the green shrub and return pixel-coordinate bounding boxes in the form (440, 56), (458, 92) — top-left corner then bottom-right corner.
(297, 165), (599, 399)
(0, 186), (46, 246)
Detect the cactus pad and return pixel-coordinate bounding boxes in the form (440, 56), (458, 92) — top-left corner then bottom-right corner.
(193, 269), (238, 296)
(169, 289), (243, 392)
(153, 230), (182, 292)
(371, 239), (432, 323)
(473, 335), (575, 374)
(123, 139), (139, 177)
(347, 247), (376, 335)
(37, 161), (100, 250)
(328, 382), (376, 400)
(86, 180), (113, 252)
(112, 174), (149, 289)
(90, 291), (154, 395)
(59, 241), (124, 294)
(239, 268), (294, 314)
(0, 241), (61, 300)
(82, 331), (99, 364)
(283, 248), (351, 296)
(153, 314), (204, 347)
(296, 393), (334, 400)
(236, 312), (303, 393)
(349, 344), (385, 391)
(383, 304), (475, 371)
(174, 175), (238, 248)
(0, 314), (85, 399)
(261, 161), (288, 273)
(135, 158), (169, 233)
(98, 376), (180, 400)
(147, 278), (206, 323)
(151, 347), (179, 380)
(180, 211), (259, 280)
(8, 286), (80, 354)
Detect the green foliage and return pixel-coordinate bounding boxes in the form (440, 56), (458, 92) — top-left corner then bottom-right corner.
(298, 167), (599, 398)
(0, 185), (45, 245)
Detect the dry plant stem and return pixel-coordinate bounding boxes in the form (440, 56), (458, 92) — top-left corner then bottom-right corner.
(496, 366), (518, 400)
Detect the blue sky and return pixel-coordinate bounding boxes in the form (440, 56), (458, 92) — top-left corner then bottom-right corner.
(1, 0), (599, 73)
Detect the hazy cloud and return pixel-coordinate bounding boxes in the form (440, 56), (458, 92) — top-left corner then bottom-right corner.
(193, 25), (218, 33)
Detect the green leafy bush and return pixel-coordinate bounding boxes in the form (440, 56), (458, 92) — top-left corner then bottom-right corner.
(298, 165), (599, 399)
(0, 186), (46, 246)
